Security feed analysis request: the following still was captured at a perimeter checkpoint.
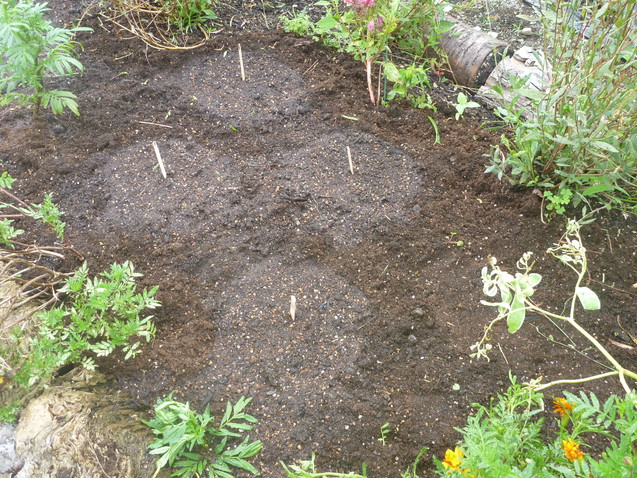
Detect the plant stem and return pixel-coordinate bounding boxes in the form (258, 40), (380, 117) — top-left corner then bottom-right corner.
(366, 58), (375, 105)
(535, 371), (621, 392)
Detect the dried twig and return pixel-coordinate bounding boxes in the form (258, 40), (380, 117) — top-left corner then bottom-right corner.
(105, 0), (215, 50)
(138, 120), (173, 129)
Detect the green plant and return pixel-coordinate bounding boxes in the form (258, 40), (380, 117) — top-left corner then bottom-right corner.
(433, 380), (637, 477)
(282, 0), (452, 105)
(144, 394), (262, 478)
(0, 0), (91, 115)
(159, 0), (217, 33)
(281, 9), (314, 36)
(0, 172), (79, 377)
(281, 453), (367, 477)
(383, 61), (435, 110)
(487, 0), (637, 213)
(544, 188), (574, 217)
(0, 400), (20, 424)
(6, 261), (159, 387)
(446, 232), (464, 247)
(472, 217), (637, 394)
(453, 92), (480, 120)
(401, 447), (428, 478)
(377, 422), (391, 445)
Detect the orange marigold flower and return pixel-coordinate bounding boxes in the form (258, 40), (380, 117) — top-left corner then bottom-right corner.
(442, 447), (465, 471)
(562, 438), (585, 462)
(553, 397), (573, 417)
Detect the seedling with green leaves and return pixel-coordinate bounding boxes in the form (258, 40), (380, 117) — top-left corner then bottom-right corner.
(281, 453), (367, 477)
(453, 92), (480, 120)
(377, 422), (391, 445)
(144, 394), (262, 478)
(0, 0), (91, 115)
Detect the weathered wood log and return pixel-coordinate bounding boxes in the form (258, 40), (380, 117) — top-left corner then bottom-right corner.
(477, 45), (551, 119)
(439, 16), (512, 88)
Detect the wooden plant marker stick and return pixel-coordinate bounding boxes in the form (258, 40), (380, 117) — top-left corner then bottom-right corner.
(346, 146), (354, 175)
(152, 141), (167, 179)
(290, 295), (296, 321)
(238, 43), (245, 81)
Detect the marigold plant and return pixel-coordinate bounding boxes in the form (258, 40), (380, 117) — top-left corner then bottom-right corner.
(562, 438), (585, 462)
(433, 382), (637, 477)
(553, 397), (573, 418)
(442, 447), (464, 471)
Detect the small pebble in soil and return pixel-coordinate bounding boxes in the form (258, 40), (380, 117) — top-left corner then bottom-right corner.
(521, 27), (534, 36)
(52, 124), (66, 135)
(411, 308), (425, 318)
(407, 334), (418, 345)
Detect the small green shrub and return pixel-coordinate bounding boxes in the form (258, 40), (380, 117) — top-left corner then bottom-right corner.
(157, 0), (217, 33)
(0, 400), (20, 424)
(433, 382), (637, 477)
(0, 0), (91, 115)
(143, 394), (262, 478)
(281, 0), (452, 105)
(487, 0), (637, 213)
(7, 261), (160, 387)
(280, 9), (314, 37)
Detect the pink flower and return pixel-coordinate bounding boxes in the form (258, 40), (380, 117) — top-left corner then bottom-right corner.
(344, 0), (375, 6)
(367, 15), (384, 31)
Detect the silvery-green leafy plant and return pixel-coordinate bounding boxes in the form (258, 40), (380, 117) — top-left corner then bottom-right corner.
(144, 395), (262, 478)
(473, 218), (637, 393)
(0, 0), (91, 115)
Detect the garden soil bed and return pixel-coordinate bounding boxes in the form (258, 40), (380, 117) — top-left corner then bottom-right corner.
(1, 1), (637, 476)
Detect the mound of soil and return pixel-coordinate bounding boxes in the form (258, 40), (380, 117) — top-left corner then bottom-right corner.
(1, 1), (636, 476)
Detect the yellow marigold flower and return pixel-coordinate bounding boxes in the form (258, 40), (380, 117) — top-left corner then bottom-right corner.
(553, 397), (573, 417)
(442, 447), (465, 471)
(562, 438), (585, 462)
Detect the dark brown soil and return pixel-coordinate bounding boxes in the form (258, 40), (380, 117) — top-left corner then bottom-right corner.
(1, 1), (636, 476)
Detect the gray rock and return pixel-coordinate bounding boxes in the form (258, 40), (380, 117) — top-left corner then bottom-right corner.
(51, 124), (66, 135)
(410, 308), (425, 318)
(0, 424), (22, 474)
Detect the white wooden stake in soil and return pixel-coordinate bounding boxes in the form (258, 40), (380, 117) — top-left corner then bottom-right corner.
(346, 146), (354, 174)
(290, 295), (296, 321)
(238, 44), (246, 82)
(152, 141), (167, 179)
